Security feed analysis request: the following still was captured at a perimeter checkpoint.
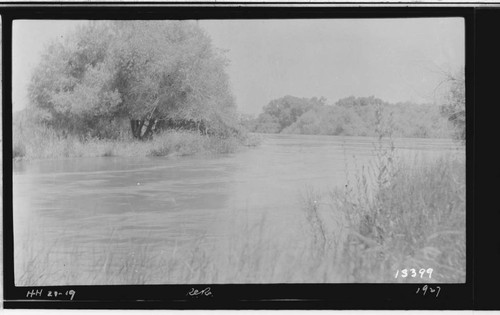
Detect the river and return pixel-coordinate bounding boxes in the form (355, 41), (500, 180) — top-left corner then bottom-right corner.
(13, 134), (464, 285)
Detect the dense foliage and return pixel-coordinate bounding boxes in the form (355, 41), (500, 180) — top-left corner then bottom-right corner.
(248, 95), (454, 139)
(27, 21), (239, 140)
(248, 95), (326, 134)
(439, 68), (465, 141)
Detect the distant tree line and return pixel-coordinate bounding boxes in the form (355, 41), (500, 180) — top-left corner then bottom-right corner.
(24, 21), (240, 140)
(244, 92), (465, 140)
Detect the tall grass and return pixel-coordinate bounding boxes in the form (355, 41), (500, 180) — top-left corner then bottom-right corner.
(12, 121), (253, 161)
(15, 211), (336, 285)
(317, 156), (466, 283)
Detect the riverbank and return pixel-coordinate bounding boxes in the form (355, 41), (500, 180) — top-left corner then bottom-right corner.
(13, 124), (262, 161)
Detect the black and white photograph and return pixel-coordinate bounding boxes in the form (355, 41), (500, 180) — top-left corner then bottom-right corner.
(11, 17), (466, 288)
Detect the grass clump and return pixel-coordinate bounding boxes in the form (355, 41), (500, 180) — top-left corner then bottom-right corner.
(102, 145), (115, 157)
(239, 133), (263, 147)
(333, 156), (465, 282)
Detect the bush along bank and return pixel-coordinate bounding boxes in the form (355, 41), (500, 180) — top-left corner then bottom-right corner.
(13, 122), (261, 161)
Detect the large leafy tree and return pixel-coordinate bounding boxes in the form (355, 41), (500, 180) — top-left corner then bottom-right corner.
(28, 21), (237, 139)
(28, 23), (118, 136)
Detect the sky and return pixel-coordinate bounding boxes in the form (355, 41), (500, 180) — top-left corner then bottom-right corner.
(13, 18), (464, 115)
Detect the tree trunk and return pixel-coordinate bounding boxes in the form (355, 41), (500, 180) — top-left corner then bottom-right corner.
(131, 118), (161, 140)
(130, 120), (139, 139)
(138, 120), (145, 137)
(130, 119), (146, 140)
(142, 119), (156, 140)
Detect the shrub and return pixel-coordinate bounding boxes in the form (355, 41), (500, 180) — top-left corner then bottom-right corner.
(102, 146), (115, 157)
(13, 142), (26, 159)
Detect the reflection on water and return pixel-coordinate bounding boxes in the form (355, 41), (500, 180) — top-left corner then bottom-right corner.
(13, 134), (464, 285)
